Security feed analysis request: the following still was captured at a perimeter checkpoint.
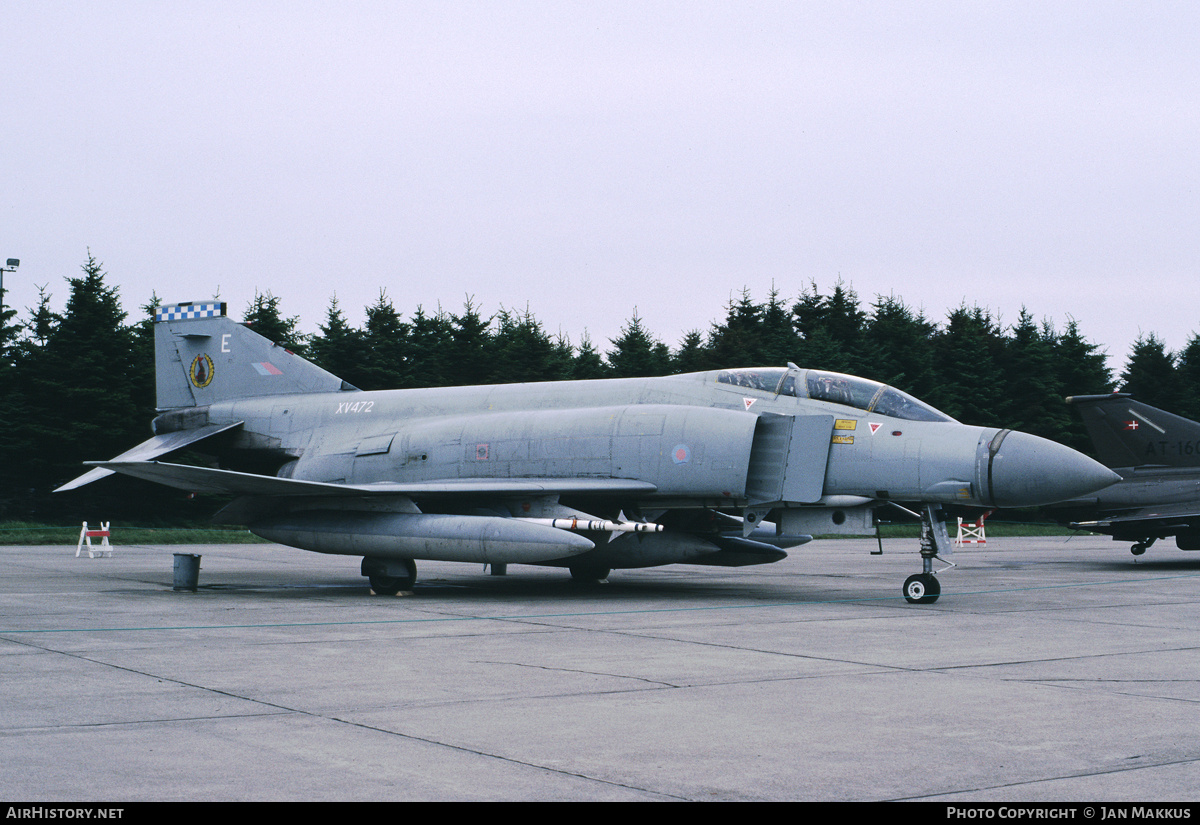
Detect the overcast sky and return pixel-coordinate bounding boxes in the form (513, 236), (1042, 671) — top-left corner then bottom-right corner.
(4, 2), (1198, 378)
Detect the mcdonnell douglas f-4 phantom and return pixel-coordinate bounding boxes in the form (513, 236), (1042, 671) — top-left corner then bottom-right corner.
(1047, 393), (1200, 556)
(57, 302), (1118, 602)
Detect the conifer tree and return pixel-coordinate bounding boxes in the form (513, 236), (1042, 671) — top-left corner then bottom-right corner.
(549, 333), (577, 381)
(759, 288), (800, 367)
(572, 332), (610, 380)
(243, 291), (307, 354)
(932, 305), (1007, 426)
(1176, 335), (1200, 418)
(672, 330), (710, 374)
(823, 281), (868, 364)
(24, 285), (59, 348)
(1002, 309), (1070, 441)
(129, 294), (160, 417)
(1120, 334), (1180, 412)
(489, 307), (568, 383)
(308, 296), (368, 388)
(791, 281), (827, 341)
(0, 282), (19, 374)
(706, 289), (765, 367)
(1054, 318), (1114, 452)
(448, 298), (494, 386)
(1056, 318), (1113, 398)
(0, 286), (58, 513)
(0, 278), (30, 515)
(406, 306), (455, 388)
(862, 295), (937, 399)
(359, 291), (410, 389)
(22, 253), (140, 497)
(607, 311), (671, 378)
(791, 280), (867, 375)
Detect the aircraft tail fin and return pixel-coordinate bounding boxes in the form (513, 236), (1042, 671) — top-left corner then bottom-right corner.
(154, 301), (356, 410)
(1067, 393), (1200, 470)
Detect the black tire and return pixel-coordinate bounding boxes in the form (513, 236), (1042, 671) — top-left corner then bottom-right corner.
(569, 565), (611, 583)
(903, 573), (940, 604)
(363, 558), (417, 595)
(368, 575), (406, 596)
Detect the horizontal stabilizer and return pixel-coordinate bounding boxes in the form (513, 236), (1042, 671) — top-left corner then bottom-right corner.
(91, 460), (658, 498)
(54, 422), (243, 492)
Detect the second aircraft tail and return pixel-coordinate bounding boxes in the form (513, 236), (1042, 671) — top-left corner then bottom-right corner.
(1067, 393), (1200, 470)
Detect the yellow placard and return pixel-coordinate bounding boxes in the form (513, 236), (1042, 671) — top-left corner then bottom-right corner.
(834, 419), (857, 431)
(831, 434), (855, 445)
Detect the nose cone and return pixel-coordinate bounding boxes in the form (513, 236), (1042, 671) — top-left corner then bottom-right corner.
(986, 430), (1120, 507)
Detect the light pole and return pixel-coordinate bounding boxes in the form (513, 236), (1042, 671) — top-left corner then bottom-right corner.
(1, 258), (18, 313)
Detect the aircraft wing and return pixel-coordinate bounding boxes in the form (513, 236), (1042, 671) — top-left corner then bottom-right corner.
(90, 459), (659, 498)
(1071, 502), (1200, 531)
(54, 422), (245, 492)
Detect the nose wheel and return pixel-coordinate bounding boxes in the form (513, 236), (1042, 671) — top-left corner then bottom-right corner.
(903, 573), (941, 604)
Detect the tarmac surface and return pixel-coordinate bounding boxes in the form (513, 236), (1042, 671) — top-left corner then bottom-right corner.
(3, 533), (1200, 802)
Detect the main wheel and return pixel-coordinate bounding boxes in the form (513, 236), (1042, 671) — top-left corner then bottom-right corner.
(903, 573), (940, 604)
(569, 565), (611, 583)
(370, 574), (415, 596)
(362, 558), (417, 595)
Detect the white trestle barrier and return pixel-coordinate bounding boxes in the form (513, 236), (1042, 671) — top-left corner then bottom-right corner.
(954, 511), (991, 547)
(76, 521), (112, 558)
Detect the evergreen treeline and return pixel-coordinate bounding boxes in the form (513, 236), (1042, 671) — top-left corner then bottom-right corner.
(4, 254), (1200, 522)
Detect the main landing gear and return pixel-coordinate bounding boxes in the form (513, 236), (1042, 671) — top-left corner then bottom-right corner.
(362, 557), (417, 596)
(569, 565), (611, 584)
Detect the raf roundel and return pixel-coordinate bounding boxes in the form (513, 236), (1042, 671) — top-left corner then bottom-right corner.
(672, 444), (691, 465)
(189, 354), (214, 388)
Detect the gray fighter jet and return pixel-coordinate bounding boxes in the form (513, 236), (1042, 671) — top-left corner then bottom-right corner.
(1047, 393), (1200, 555)
(57, 302), (1118, 602)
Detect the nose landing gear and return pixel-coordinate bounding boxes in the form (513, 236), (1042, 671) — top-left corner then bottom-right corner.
(903, 504), (955, 604)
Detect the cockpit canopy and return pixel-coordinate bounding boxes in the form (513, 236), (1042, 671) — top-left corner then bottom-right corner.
(716, 367), (955, 423)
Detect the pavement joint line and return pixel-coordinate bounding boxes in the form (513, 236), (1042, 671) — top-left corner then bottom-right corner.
(893, 752), (1200, 801)
(6, 635), (690, 800)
